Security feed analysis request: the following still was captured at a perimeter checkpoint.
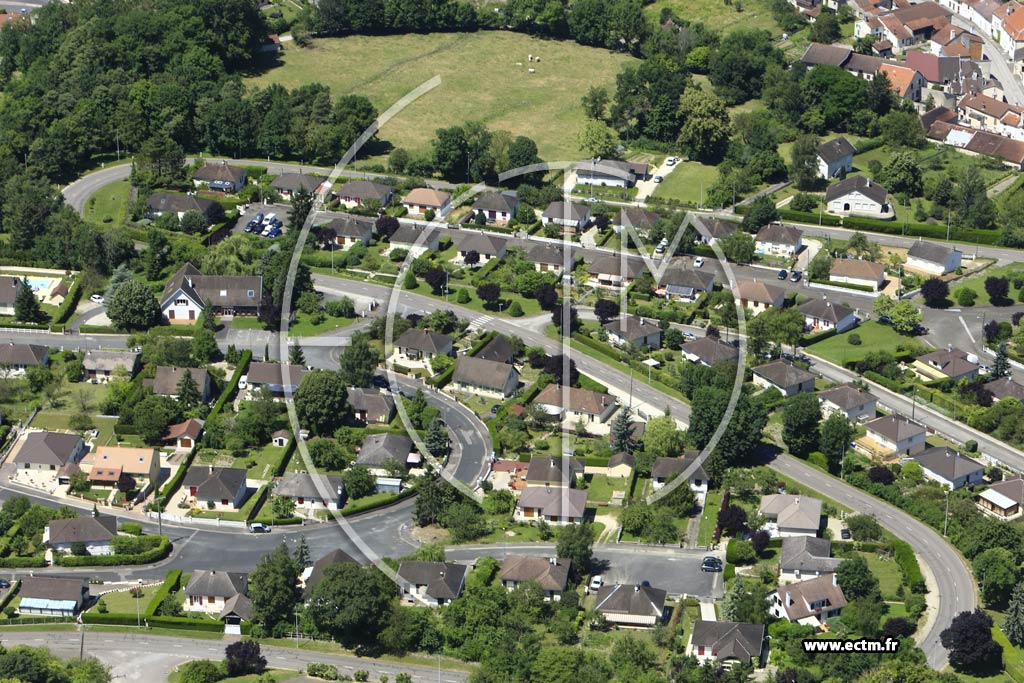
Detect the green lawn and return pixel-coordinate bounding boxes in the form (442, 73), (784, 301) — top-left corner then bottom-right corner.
(95, 587), (149, 615)
(248, 32), (637, 162)
(586, 474), (629, 504)
(287, 311), (359, 337)
(230, 317), (266, 330)
(650, 160), (718, 205)
(805, 321), (911, 366)
(243, 444), (290, 480)
(169, 669), (297, 683)
(952, 261), (1024, 307)
(855, 551), (904, 600)
(83, 178), (130, 225)
(646, 0), (781, 35)
(697, 489), (724, 547)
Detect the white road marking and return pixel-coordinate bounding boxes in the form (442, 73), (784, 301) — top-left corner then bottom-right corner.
(958, 316), (976, 344)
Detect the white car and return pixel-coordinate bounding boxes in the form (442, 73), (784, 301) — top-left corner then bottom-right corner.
(238, 375), (248, 390)
(693, 257), (705, 268)
(589, 575), (604, 591)
(653, 175), (663, 183)
(584, 197), (599, 204)
(665, 158), (677, 166)
(89, 295), (104, 304)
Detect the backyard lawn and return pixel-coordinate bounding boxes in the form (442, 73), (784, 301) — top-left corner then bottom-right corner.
(806, 321), (912, 366)
(697, 489), (723, 547)
(650, 160), (718, 206)
(854, 550), (904, 600)
(96, 586), (151, 614)
(646, 0), (781, 35)
(952, 261), (1024, 307)
(243, 444), (290, 480)
(586, 474), (629, 504)
(248, 32), (636, 162)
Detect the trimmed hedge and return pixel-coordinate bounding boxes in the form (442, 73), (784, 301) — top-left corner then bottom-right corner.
(245, 485), (270, 523)
(144, 569), (183, 617)
(428, 330), (496, 388)
(82, 612), (226, 631)
(54, 279), (82, 325)
(0, 557), (47, 568)
(862, 370), (906, 393)
(810, 278), (875, 293)
(801, 326), (840, 347)
(0, 581), (19, 614)
(55, 536), (170, 567)
(341, 486), (417, 517)
(894, 539), (926, 593)
(766, 207), (1003, 246)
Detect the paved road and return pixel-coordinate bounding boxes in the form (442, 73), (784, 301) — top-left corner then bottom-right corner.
(0, 630), (468, 683)
(770, 454), (972, 669)
(954, 16), (1024, 106)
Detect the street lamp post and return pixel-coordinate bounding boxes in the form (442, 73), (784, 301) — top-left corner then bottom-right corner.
(135, 579), (143, 628)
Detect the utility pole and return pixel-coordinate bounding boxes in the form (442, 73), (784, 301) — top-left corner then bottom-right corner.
(911, 385), (918, 420)
(943, 489), (950, 537)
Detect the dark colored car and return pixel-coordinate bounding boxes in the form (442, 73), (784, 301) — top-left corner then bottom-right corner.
(701, 556), (723, 572)
(841, 528), (852, 540)
(371, 375), (389, 389)
(790, 270), (802, 282)
(777, 269), (788, 280)
(0, 580), (11, 589)
(254, 213), (264, 224)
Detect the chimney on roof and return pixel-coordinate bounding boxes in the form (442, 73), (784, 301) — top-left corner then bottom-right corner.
(634, 585), (640, 593)
(550, 557), (557, 565)
(832, 573), (839, 586)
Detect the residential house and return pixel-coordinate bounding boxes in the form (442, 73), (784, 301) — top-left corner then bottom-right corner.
(753, 360), (816, 397)
(192, 162), (246, 193)
(734, 280), (786, 316)
(82, 350), (140, 383)
(682, 336), (740, 367)
(769, 574), (848, 626)
(525, 456), (585, 488)
(499, 556), (571, 601)
(603, 315), (662, 350)
(388, 225), (441, 258)
(0, 276), (20, 316)
(18, 577), (89, 616)
(526, 243), (575, 274)
(993, 1), (1024, 63)
(905, 51), (968, 88)
(533, 384), (619, 428)
(657, 267), (715, 302)
(80, 446), (160, 493)
(476, 335), (516, 364)
(471, 192), (520, 223)
(906, 241), (962, 275)
(755, 223), (804, 257)
(854, 2), (952, 54)
(862, 415), (927, 458)
(818, 383), (878, 422)
(275, 472), (346, 515)
(164, 419), (204, 450)
(146, 193), (224, 222)
(651, 453), (709, 493)
(594, 583), (667, 627)
(817, 137), (856, 179)
(402, 188), (451, 217)
(335, 180), (393, 208)
(541, 201), (591, 232)
(978, 476), (1024, 518)
(779, 537), (842, 583)
(957, 92), (1024, 138)
(824, 175), (893, 220)
(393, 328), (453, 363)
(356, 433), (418, 474)
(577, 158), (649, 187)
(692, 216), (739, 245)
(913, 347), (980, 382)
(688, 621), (766, 667)
(397, 561), (467, 607)
(182, 466), (249, 510)
(0, 343), (49, 372)
(271, 430), (291, 448)
(924, 110), (1024, 169)
(148, 366), (212, 402)
(760, 494), (823, 537)
(185, 571), (248, 616)
(245, 362), (308, 398)
(614, 206), (660, 233)
(450, 356), (520, 399)
(454, 233), (507, 265)
(587, 254), (646, 290)
(798, 299), (858, 334)
(270, 173), (324, 200)
(515, 486), (588, 525)
(914, 446), (985, 489)
(319, 215), (374, 250)
(13, 431), (87, 472)
(930, 25), (984, 58)
(879, 63), (926, 101)
(160, 263), (262, 321)
(607, 451), (635, 478)
(829, 259), (887, 291)
(45, 515), (117, 556)
(347, 388), (395, 424)
(986, 376), (1024, 403)
(302, 549), (359, 598)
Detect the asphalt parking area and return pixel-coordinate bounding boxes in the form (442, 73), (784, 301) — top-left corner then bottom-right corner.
(231, 202), (291, 237)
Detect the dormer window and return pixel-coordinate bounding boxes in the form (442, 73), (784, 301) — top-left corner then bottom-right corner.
(247, 290), (255, 298)
(220, 290), (227, 297)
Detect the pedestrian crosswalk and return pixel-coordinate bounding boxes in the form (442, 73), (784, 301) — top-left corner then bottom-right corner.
(468, 315), (494, 331)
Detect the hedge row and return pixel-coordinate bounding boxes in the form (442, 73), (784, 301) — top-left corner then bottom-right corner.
(766, 207), (1003, 246)
(82, 612), (226, 632)
(245, 485), (270, 523)
(55, 536), (170, 567)
(144, 569), (182, 617)
(801, 326), (840, 347)
(893, 539), (926, 593)
(0, 580), (18, 614)
(810, 278), (875, 293)
(0, 557), (46, 568)
(54, 279), (82, 325)
(272, 435), (297, 478)
(341, 485), (417, 517)
(862, 370), (907, 393)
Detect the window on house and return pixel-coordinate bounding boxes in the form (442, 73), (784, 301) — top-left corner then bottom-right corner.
(175, 299), (188, 306)
(247, 290), (255, 297)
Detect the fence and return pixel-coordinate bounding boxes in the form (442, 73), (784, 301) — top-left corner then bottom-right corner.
(145, 512), (247, 529)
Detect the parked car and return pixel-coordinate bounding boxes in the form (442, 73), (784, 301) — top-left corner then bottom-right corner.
(263, 213), (276, 225)
(655, 244), (666, 254)
(584, 197), (599, 204)
(682, 331), (697, 341)
(653, 175), (663, 183)
(790, 270), (802, 283)
(238, 375), (248, 390)
(254, 212), (264, 224)
(248, 523), (271, 533)
(666, 158), (677, 166)
(840, 528), (852, 540)
(701, 557), (723, 572)
(693, 257), (705, 268)
(879, 314), (892, 325)
(589, 575), (604, 591)
(267, 227), (282, 238)
(777, 269), (788, 280)
(261, 226), (275, 237)
(89, 294), (104, 304)
(372, 375), (389, 389)
(0, 579), (11, 589)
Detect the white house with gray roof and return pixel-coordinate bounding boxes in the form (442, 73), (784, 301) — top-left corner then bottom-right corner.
(185, 571), (248, 616)
(450, 356), (519, 399)
(816, 137), (856, 179)
(515, 486), (588, 525)
(906, 240), (961, 275)
(779, 537), (841, 583)
(594, 583), (667, 626)
(863, 415), (927, 458)
(798, 299), (857, 334)
(274, 472), (346, 515)
(755, 223), (804, 257)
(542, 201), (590, 231)
(356, 433), (418, 475)
(397, 561), (467, 607)
(13, 431), (87, 472)
(603, 315), (661, 350)
(913, 446), (985, 489)
(471, 192), (520, 223)
(817, 383), (877, 422)
(759, 494), (823, 537)
(688, 621), (766, 667)
(825, 175), (893, 219)
(753, 360), (816, 397)
(82, 350), (140, 383)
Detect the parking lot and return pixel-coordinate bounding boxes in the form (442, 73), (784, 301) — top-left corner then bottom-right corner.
(231, 202), (291, 238)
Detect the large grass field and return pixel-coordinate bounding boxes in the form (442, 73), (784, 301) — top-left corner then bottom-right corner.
(646, 0), (780, 35)
(806, 321), (911, 367)
(952, 261), (1024, 308)
(651, 160), (718, 205)
(248, 32), (637, 162)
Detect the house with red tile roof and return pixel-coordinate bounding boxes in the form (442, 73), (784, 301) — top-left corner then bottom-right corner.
(879, 63), (926, 101)
(854, 1), (951, 53)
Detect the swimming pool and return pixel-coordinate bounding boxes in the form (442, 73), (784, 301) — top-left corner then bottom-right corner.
(22, 277), (56, 292)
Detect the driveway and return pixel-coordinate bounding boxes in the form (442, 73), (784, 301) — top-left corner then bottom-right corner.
(635, 157), (675, 202)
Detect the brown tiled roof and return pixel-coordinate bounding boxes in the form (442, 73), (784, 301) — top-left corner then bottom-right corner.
(733, 280), (785, 306)
(165, 418), (205, 442)
(499, 556), (571, 591)
(533, 384), (616, 417)
(830, 259), (886, 281)
(403, 188), (450, 208)
(774, 574), (848, 620)
(917, 347), (979, 379)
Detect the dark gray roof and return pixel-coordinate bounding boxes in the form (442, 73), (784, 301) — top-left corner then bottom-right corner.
(817, 137), (857, 164)
(476, 335), (516, 364)
(917, 347), (979, 379)
(587, 254), (646, 278)
(817, 383), (875, 411)
(193, 162), (246, 185)
(824, 175), (888, 206)
(14, 432), (83, 467)
(594, 583), (667, 618)
(542, 201), (590, 222)
(526, 242), (574, 266)
(275, 472), (345, 499)
(394, 328), (453, 354)
(356, 433), (413, 467)
(185, 570), (247, 598)
(866, 415), (926, 442)
(797, 299), (855, 324)
(271, 173), (323, 193)
(161, 263), (261, 310)
(603, 315), (662, 344)
(682, 337), (739, 366)
(526, 456), (585, 484)
(303, 549), (359, 598)
(774, 574), (848, 620)
(0, 276), (20, 306)
(452, 356), (517, 391)
(616, 206), (660, 229)
(390, 225), (440, 248)
(753, 360), (815, 390)
(987, 376), (1024, 402)
(47, 515), (117, 545)
(220, 593), (253, 621)
(347, 388), (395, 422)
(147, 193), (222, 219)
(518, 486), (588, 518)
(83, 350), (139, 375)
(0, 343), (47, 367)
(692, 215), (739, 240)
(658, 266), (715, 292)
(455, 232), (507, 256)
(907, 240), (958, 265)
(780, 536), (841, 574)
(499, 556), (571, 591)
(336, 180), (392, 202)
(150, 366), (209, 397)
(914, 446), (984, 481)
(608, 451), (636, 469)
(472, 192), (519, 214)
(755, 223), (803, 247)
(246, 362), (308, 388)
(321, 214), (374, 239)
(651, 453), (707, 482)
(182, 467), (246, 501)
(800, 42), (854, 67)
(397, 561), (466, 600)
(690, 621), (765, 663)
(20, 577), (85, 602)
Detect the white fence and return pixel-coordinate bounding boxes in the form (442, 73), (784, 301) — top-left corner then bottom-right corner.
(146, 512), (246, 529)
